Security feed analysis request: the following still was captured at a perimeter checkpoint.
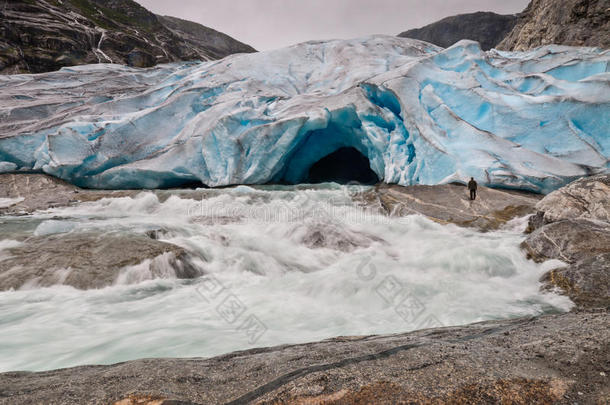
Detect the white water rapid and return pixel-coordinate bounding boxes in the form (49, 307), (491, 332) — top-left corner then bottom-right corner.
(0, 184), (572, 372)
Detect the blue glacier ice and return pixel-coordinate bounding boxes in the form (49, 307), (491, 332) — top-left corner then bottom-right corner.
(0, 36), (608, 192)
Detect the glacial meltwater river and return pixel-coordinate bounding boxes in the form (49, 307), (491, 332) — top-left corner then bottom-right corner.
(0, 184), (572, 372)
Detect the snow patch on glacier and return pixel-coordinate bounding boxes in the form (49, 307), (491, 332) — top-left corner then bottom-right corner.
(0, 36), (608, 192)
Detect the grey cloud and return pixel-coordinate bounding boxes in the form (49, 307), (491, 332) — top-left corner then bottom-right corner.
(137, 0), (530, 51)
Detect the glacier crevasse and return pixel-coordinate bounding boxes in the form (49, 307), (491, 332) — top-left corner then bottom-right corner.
(0, 36), (608, 192)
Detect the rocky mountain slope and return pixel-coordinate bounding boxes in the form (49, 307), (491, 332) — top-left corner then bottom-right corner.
(498, 0), (610, 50)
(399, 0), (609, 51)
(398, 12), (518, 51)
(0, 0), (256, 74)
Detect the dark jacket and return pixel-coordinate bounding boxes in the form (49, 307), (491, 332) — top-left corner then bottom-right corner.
(468, 179), (477, 191)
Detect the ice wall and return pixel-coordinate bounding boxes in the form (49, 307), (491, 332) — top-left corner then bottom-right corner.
(0, 36), (608, 192)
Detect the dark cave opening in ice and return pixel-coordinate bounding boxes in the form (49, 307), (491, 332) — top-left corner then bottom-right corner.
(306, 147), (379, 185)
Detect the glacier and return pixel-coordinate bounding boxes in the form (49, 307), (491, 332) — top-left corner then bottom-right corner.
(0, 36), (608, 192)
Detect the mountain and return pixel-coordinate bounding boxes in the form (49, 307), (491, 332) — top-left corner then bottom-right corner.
(0, 36), (607, 192)
(155, 15), (255, 60)
(398, 12), (518, 51)
(498, 0), (610, 51)
(0, 0), (256, 74)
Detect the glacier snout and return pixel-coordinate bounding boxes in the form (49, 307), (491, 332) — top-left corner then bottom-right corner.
(0, 36), (608, 192)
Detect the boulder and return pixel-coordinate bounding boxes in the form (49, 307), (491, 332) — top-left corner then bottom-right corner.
(521, 219), (610, 264)
(522, 174), (610, 308)
(535, 174), (610, 225)
(542, 254), (610, 308)
(299, 222), (384, 252)
(0, 232), (202, 290)
(523, 219), (610, 308)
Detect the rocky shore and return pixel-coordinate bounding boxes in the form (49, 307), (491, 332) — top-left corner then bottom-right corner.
(0, 311), (607, 405)
(0, 173), (608, 404)
(362, 183), (542, 231)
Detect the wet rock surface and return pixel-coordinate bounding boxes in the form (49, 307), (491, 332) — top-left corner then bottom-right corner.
(522, 219), (610, 264)
(522, 174), (610, 308)
(360, 183), (541, 231)
(541, 254), (610, 308)
(0, 173), (138, 214)
(0, 173), (81, 214)
(0, 310), (607, 405)
(0, 232), (201, 290)
(299, 222), (384, 252)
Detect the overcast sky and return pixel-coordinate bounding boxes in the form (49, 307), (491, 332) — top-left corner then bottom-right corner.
(136, 0), (529, 51)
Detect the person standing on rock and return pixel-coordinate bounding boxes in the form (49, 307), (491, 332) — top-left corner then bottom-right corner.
(468, 177), (478, 201)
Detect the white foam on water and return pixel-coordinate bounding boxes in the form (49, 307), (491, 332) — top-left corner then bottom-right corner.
(0, 239), (22, 261)
(18, 268), (73, 291)
(34, 220), (77, 236)
(113, 252), (194, 285)
(0, 197), (24, 209)
(0, 239), (21, 251)
(0, 185), (573, 372)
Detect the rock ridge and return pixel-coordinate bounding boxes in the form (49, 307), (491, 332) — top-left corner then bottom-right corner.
(498, 0), (610, 50)
(0, 0), (256, 74)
